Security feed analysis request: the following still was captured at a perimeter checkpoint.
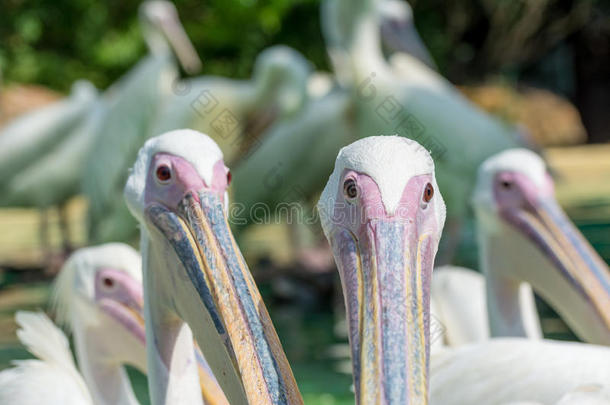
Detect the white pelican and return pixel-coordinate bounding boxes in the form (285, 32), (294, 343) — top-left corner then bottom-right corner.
(317, 135), (446, 403)
(153, 45), (312, 163)
(84, 0), (202, 244)
(431, 149), (610, 347)
(0, 244), (146, 405)
(376, 0), (436, 70)
(124, 129), (303, 405)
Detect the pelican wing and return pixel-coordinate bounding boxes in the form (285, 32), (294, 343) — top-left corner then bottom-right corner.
(431, 338), (610, 405)
(0, 311), (92, 405)
(0, 81), (98, 190)
(83, 55), (177, 242)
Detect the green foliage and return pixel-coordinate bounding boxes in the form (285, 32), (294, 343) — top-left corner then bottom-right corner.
(0, 0), (327, 92)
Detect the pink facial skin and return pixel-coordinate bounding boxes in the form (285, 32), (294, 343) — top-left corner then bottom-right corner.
(144, 153), (230, 209)
(331, 170), (440, 237)
(95, 268), (145, 343)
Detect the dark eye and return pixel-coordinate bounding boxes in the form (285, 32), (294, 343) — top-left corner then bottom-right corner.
(423, 183), (434, 203)
(501, 180), (512, 190)
(156, 165), (171, 182)
(343, 178), (358, 200)
(102, 277), (115, 289)
(226, 170), (232, 185)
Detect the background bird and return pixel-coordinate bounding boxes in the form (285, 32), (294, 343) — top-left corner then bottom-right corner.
(0, 243), (146, 405)
(432, 148), (610, 347)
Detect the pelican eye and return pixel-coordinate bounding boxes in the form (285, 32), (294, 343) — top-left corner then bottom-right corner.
(423, 183), (434, 203)
(501, 180), (512, 190)
(102, 277), (115, 289)
(343, 179), (359, 200)
(156, 165), (172, 182)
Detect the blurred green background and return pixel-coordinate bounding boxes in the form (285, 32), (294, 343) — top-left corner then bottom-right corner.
(2, 0), (609, 145)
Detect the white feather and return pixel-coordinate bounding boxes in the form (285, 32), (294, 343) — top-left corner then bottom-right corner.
(0, 311), (92, 405)
(431, 338), (610, 405)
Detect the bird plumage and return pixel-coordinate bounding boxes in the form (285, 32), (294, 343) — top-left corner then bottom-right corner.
(0, 311), (93, 405)
(431, 338), (610, 405)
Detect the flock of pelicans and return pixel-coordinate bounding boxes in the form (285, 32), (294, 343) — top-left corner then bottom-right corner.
(0, 129), (609, 405)
(1, 0), (610, 404)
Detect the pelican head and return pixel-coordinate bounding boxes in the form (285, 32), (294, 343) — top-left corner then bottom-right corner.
(473, 148), (610, 344)
(139, 0), (202, 74)
(124, 129), (301, 405)
(318, 135), (446, 404)
(376, 0), (436, 69)
(253, 46), (311, 117)
(52, 243), (145, 403)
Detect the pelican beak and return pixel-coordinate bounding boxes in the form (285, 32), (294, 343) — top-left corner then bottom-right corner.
(145, 191), (302, 405)
(501, 196), (610, 343)
(158, 11), (202, 74)
(329, 216), (435, 404)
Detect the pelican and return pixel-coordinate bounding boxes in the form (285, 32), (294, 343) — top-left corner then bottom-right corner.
(318, 136), (610, 404)
(376, 0), (436, 70)
(152, 45), (312, 163)
(83, 0), (202, 244)
(431, 149), (610, 347)
(317, 135), (446, 403)
(0, 80), (98, 250)
(0, 244), (146, 405)
(124, 129), (302, 405)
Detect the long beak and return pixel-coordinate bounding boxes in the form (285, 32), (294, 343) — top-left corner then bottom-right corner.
(159, 13), (202, 74)
(330, 219), (434, 405)
(146, 191), (302, 405)
(502, 197), (610, 343)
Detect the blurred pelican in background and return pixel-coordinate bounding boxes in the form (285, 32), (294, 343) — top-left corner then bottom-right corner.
(0, 243), (228, 405)
(377, 0), (437, 69)
(0, 0), (201, 252)
(91, 45), (312, 244)
(124, 130), (303, 405)
(83, 0), (203, 244)
(0, 80), (98, 252)
(431, 149), (610, 347)
(0, 244), (146, 405)
(232, 0), (524, 255)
